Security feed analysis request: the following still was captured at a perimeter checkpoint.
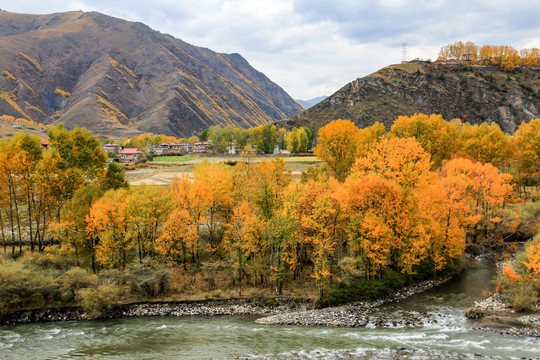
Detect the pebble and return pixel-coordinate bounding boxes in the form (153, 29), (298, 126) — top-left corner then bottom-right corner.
(255, 278), (451, 328)
(0, 298), (307, 326)
(465, 293), (540, 338)
(236, 347), (504, 359)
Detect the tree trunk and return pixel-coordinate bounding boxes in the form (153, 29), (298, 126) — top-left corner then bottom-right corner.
(0, 209), (6, 252)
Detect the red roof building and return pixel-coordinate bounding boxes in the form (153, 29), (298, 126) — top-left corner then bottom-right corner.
(118, 148), (143, 163)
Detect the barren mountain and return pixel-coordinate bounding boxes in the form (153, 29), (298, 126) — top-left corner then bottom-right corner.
(0, 10), (302, 137)
(279, 61), (540, 133)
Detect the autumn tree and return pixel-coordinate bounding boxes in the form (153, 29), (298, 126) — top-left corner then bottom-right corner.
(440, 157), (514, 252)
(356, 122), (386, 156)
(459, 122), (513, 172)
(125, 186), (174, 262)
(513, 119), (540, 195)
(352, 137), (434, 190)
(299, 179), (344, 299)
(438, 42), (532, 71)
(100, 162), (129, 191)
(33, 150), (84, 250)
(344, 175), (428, 277)
(498, 233), (540, 311)
(314, 119), (360, 182)
(155, 208), (197, 266)
(86, 189), (131, 269)
(266, 193), (299, 294)
(192, 162), (233, 256)
(48, 124), (107, 179)
(56, 184), (103, 270)
(225, 202), (263, 295)
(390, 114), (460, 168)
(415, 180), (467, 270)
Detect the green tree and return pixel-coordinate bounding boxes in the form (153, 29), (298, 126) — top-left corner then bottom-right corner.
(101, 162), (129, 191)
(48, 124), (107, 179)
(56, 183), (103, 270)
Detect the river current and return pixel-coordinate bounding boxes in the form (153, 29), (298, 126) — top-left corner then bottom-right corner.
(1, 260), (539, 359)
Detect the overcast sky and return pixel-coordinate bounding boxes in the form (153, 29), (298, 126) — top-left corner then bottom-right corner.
(3, 1), (540, 99)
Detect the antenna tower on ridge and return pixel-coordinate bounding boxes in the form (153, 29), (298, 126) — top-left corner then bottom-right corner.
(402, 42), (407, 63)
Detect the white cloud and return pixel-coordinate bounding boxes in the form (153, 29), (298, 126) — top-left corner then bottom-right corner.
(2, 0), (540, 99)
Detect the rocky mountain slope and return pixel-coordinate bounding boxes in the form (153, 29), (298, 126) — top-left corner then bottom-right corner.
(279, 61), (540, 133)
(0, 10), (302, 137)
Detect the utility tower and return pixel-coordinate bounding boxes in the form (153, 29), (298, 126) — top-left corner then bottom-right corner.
(402, 42), (407, 63)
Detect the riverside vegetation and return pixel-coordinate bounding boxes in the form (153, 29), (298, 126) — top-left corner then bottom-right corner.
(0, 114), (539, 321)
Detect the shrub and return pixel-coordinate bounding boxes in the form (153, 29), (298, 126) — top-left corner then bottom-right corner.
(498, 233), (540, 311)
(98, 268), (125, 285)
(508, 283), (538, 311)
(20, 250), (77, 271)
(56, 267), (97, 301)
(125, 261), (170, 297)
(323, 270), (406, 307)
(0, 260), (57, 311)
(78, 284), (120, 318)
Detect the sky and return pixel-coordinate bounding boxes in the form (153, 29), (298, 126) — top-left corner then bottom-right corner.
(2, 0), (540, 99)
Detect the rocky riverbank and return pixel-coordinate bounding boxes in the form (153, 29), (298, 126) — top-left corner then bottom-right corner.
(1, 278), (450, 327)
(239, 348), (506, 360)
(0, 298), (310, 326)
(465, 293), (540, 337)
(255, 278), (451, 328)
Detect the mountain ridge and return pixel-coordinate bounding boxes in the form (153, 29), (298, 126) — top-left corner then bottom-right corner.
(296, 96), (327, 109)
(0, 10), (302, 137)
(279, 61), (540, 133)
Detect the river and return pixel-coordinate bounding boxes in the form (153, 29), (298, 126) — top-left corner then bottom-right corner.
(1, 259), (539, 359)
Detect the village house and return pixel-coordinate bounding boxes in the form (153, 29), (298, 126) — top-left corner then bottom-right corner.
(147, 144), (169, 155)
(40, 141), (49, 150)
(161, 143), (183, 154)
(118, 148), (143, 163)
(102, 143), (119, 155)
(193, 141), (211, 153)
(178, 142), (193, 153)
(227, 141), (237, 154)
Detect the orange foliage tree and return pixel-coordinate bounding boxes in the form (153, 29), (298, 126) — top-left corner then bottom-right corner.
(314, 119), (360, 181)
(298, 179), (344, 299)
(352, 137), (434, 190)
(390, 114), (460, 168)
(440, 157), (513, 252)
(86, 189), (131, 269)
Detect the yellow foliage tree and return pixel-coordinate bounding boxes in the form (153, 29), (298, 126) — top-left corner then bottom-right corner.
(314, 119), (360, 181)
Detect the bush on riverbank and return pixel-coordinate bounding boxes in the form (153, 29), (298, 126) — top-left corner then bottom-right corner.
(497, 233), (540, 311)
(322, 270), (406, 307)
(78, 284), (120, 318)
(0, 259), (57, 311)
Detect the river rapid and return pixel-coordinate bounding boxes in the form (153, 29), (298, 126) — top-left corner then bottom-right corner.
(1, 259), (538, 359)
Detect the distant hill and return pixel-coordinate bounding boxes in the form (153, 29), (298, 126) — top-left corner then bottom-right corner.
(0, 11), (302, 137)
(296, 96), (327, 109)
(279, 61), (540, 133)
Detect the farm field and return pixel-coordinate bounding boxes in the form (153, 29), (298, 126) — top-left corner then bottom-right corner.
(125, 155), (320, 185)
